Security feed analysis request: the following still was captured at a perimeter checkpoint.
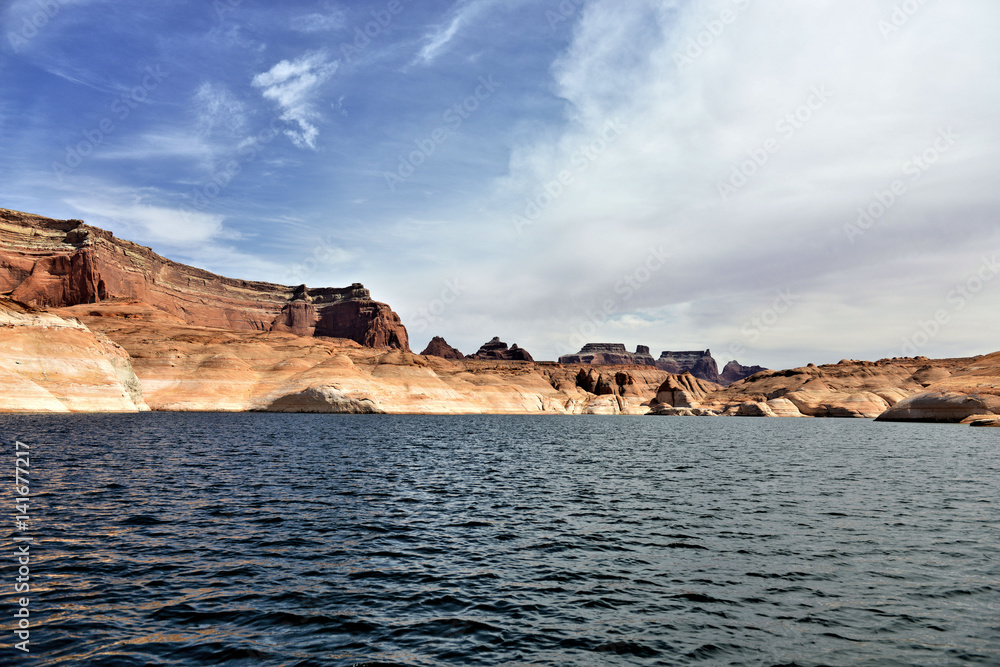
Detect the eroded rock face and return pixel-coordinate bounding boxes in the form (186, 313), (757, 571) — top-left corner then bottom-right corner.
(420, 336), (464, 360)
(656, 350), (721, 384)
(0, 297), (148, 412)
(649, 372), (720, 409)
(875, 389), (1000, 423)
(720, 360), (768, 385)
(466, 337), (534, 361)
(559, 343), (656, 366)
(0, 208), (409, 350)
(51, 302), (679, 414)
(699, 355), (1000, 420)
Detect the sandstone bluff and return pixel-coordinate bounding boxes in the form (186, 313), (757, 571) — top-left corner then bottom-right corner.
(0, 208), (408, 349)
(1, 207), (998, 423)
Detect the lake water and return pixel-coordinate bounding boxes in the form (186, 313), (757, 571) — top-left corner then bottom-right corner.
(2, 414), (998, 666)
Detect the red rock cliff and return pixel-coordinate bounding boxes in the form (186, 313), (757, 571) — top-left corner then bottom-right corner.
(0, 208), (409, 350)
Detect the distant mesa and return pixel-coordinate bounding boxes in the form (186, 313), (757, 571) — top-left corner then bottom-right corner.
(559, 343), (656, 367)
(560, 344), (766, 386)
(420, 336), (464, 360)
(655, 350), (720, 382)
(720, 360), (768, 385)
(466, 336), (534, 362)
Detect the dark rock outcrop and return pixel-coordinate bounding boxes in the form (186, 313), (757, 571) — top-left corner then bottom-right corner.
(420, 336), (464, 360)
(466, 337), (534, 361)
(559, 343), (656, 366)
(656, 350), (721, 384)
(0, 208), (409, 350)
(720, 360), (768, 385)
(575, 368), (646, 397)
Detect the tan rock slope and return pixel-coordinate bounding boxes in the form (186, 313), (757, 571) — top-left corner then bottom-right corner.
(685, 356), (1000, 422)
(0, 298), (147, 412)
(52, 301), (675, 414)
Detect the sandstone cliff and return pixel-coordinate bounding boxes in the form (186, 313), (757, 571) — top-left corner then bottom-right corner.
(656, 350), (722, 384)
(559, 343), (656, 366)
(0, 297), (147, 412)
(54, 302), (672, 414)
(681, 356), (1000, 421)
(875, 352), (1000, 423)
(0, 208), (408, 350)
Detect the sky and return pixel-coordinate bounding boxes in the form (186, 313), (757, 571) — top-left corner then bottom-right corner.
(1, 0), (999, 369)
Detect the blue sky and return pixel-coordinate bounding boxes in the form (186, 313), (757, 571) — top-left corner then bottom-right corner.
(2, 0), (999, 369)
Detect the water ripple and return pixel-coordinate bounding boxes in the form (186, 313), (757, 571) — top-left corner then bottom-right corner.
(2, 413), (998, 666)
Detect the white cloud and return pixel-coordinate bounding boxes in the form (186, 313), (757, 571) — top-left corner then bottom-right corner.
(93, 132), (215, 162)
(251, 52), (338, 150)
(291, 9), (346, 33)
(471, 0), (1000, 365)
(194, 82), (247, 137)
(66, 198), (228, 246)
(414, 0), (495, 66)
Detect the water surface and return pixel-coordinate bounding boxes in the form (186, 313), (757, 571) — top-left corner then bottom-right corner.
(3, 414), (998, 665)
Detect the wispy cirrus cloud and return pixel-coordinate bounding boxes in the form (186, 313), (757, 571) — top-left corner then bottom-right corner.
(290, 7), (347, 33)
(66, 197), (229, 246)
(194, 82), (247, 138)
(414, 0), (496, 66)
(251, 51), (337, 150)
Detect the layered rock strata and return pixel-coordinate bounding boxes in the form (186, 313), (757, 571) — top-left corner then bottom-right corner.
(559, 343), (656, 366)
(53, 302), (673, 414)
(562, 343), (765, 386)
(647, 373), (724, 416)
(691, 356), (1000, 421)
(655, 350), (721, 383)
(0, 297), (148, 412)
(0, 208), (408, 350)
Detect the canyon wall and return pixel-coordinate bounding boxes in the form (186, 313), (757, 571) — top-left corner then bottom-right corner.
(0, 208), (408, 350)
(53, 302), (673, 415)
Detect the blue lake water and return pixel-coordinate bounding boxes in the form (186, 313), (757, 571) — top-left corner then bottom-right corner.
(2, 414), (999, 666)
